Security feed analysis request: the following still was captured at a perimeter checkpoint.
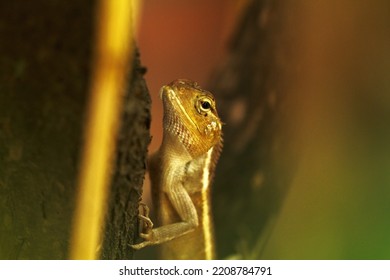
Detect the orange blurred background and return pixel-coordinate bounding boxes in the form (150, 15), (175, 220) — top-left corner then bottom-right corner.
(137, 0), (243, 153)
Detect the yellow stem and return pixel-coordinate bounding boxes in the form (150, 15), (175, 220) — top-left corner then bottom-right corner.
(69, 0), (138, 259)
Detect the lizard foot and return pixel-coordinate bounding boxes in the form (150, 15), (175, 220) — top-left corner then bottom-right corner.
(130, 202), (155, 250)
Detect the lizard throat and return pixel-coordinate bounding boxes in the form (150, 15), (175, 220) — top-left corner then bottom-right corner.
(164, 110), (206, 158)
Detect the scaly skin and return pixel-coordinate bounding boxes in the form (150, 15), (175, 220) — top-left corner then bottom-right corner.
(131, 79), (223, 260)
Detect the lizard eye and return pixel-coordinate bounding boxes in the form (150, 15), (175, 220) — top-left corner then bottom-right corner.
(201, 100), (211, 110)
(197, 97), (213, 114)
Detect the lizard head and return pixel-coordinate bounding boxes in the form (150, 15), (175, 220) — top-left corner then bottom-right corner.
(160, 79), (222, 158)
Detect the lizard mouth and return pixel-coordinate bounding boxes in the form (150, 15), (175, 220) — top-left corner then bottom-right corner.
(159, 86), (165, 100)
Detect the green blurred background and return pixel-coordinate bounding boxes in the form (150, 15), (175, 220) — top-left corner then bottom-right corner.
(260, 0), (390, 259)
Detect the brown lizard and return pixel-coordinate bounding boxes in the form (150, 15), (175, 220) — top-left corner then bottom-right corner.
(131, 79), (223, 259)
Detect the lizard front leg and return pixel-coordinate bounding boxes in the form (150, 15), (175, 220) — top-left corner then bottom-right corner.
(131, 182), (198, 250)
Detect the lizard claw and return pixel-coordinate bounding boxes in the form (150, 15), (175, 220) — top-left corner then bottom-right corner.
(138, 202), (153, 231)
(131, 201), (155, 250)
(140, 231), (153, 240)
(139, 202), (150, 216)
(130, 240), (152, 250)
(131, 229), (155, 250)
(138, 214), (153, 230)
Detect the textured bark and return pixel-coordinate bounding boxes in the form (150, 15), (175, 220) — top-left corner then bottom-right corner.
(209, 0), (301, 259)
(0, 1), (150, 259)
(101, 53), (151, 260)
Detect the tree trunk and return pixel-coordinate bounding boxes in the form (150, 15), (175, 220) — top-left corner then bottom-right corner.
(211, 0), (390, 259)
(209, 0), (303, 259)
(0, 1), (150, 259)
(101, 52), (151, 259)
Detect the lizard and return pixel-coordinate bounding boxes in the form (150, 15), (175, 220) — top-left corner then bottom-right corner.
(131, 79), (223, 259)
